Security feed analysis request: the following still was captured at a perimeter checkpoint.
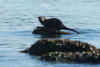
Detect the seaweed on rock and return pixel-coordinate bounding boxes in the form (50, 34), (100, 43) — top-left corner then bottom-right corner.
(21, 39), (100, 63)
(40, 51), (100, 63)
(21, 39), (99, 55)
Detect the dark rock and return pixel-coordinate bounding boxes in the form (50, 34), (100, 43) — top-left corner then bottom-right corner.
(40, 51), (100, 63)
(32, 26), (71, 35)
(21, 39), (100, 63)
(22, 39), (99, 55)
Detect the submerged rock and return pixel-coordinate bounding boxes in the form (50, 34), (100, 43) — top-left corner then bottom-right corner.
(32, 26), (71, 35)
(21, 39), (100, 63)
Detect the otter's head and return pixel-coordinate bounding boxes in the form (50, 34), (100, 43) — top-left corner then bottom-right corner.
(38, 16), (46, 24)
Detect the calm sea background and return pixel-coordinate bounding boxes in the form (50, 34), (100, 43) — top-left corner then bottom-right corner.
(0, 0), (100, 67)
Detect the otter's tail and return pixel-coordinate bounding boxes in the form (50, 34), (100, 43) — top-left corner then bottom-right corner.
(62, 26), (80, 34)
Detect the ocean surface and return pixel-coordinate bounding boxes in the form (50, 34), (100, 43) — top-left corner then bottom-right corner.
(0, 0), (100, 67)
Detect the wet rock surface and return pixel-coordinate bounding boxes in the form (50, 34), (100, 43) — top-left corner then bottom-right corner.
(32, 26), (71, 35)
(21, 39), (100, 63)
(40, 51), (100, 63)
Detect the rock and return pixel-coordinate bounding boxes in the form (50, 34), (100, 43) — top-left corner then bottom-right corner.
(32, 26), (71, 35)
(21, 38), (100, 63)
(21, 39), (99, 55)
(40, 51), (100, 63)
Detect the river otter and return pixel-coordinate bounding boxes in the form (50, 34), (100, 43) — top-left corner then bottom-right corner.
(38, 16), (80, 34)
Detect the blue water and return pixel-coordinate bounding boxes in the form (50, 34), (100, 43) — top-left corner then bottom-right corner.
(0, 0), (100, 67)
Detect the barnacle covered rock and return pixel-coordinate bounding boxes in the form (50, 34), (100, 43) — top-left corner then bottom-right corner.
(40, 51), (100, 63)
(21, 39), (99, 55)
(21, 38), (100, 63)
(32, 26), (71, 35)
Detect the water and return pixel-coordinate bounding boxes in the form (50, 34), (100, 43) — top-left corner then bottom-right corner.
(0, 0), (100, 67)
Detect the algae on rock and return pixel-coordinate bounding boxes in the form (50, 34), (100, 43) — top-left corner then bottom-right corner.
(21, 38), (100, 63)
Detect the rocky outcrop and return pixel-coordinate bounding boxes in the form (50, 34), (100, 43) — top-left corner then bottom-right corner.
(21, 39), (100, 63)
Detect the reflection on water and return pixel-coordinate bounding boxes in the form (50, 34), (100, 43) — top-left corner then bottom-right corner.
(0, 0), (100, 67)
